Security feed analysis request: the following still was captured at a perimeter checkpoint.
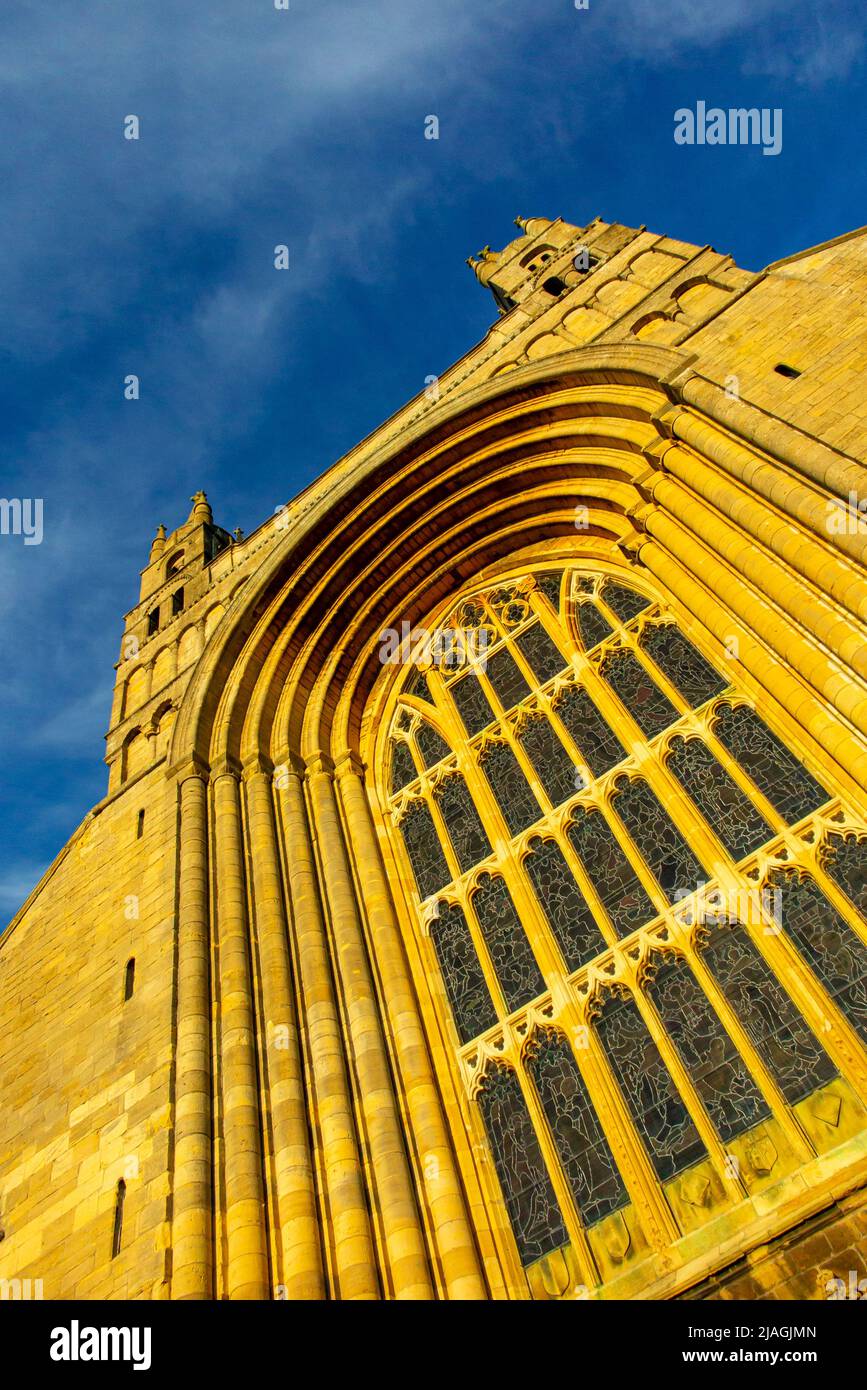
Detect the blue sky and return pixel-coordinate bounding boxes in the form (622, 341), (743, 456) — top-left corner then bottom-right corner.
(0, 0), (865, 920)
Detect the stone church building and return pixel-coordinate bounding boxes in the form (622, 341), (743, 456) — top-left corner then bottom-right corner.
(2, 214), (867, 1300)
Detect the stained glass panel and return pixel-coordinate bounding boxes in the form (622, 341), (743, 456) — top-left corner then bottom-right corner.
(667, 736), (774, 861)
(526, 1030), (629, 1226)
(640, 625), (727, 708)
(449, 670), (495, 737)
(486, 645), (532, 712)
(390, 739), (416, 794)
(477, 1063), (569, 1265)
(518, 715), (579, 808)
(612, 775), (706, 901)
(430, 900), (498, 1044)
(648, 956), (770, 1143)
(595, 990), (706, 1181)
(698, 920), (837, 1105)
(514, 623), (568, 685)
(435, 773), (491, 873)
(602, 649), (679, 739)
(400, 799), (450, 899)
(410, 670), (435, 704)
(416, 719), (451, 770)
(824, 834), (867, 921)
(713, 704), (829, 824)
(567, 808), (656, 937)
(576, 602), (614, 652)
(536, 572), (562, 611)
(769, 867), (867, 1049)
(601, 581), (651, 624)
(479, 740), (541, 836)
(553, 683), (629, 777)
(472, 874), (546, 1011)
(523, 836), (607, 970)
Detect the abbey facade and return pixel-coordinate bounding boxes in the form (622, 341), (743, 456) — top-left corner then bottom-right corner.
(2, 215), (867, 1301)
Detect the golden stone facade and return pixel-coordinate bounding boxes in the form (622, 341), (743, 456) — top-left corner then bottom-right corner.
(2, 214), (867, 1301)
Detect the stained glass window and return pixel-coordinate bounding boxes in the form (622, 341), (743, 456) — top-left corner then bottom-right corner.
(698, 920), (837, 1104)
(479, 740), (540, 836)
(647, 955), (770, 1143)
(523, 836), (607, 970)
(434, 773), (491, 873)
(602, 649), (679, 739)
(769, 868), (867, 1049)
(400, 799), (450, 899)
(567, 808), (656, 937)
(526, 1029), (628, 1226)
(410, 670), (435, 704)
(390, 739), (416, 794)
(536, 573), (562, 612)
(576, 602), (614, 652)
(514, 623), (568, 685)
(518, 715), (579, 808)
(667, 736), (774, 862)
(553, 683), (628, 777)
(449, 670), (495, 737)
(640, 625), (727, 707)
(485, 645), (531, 712)
(416, 720), (451, 770)
(601, 580), (651, 624)
(477, 1063), (569, 1265)
(611, 775), (706, 900)
(713, 704), (829, 824)
(472, 873), (546, 1011)
(595, 989), (707, 1181)
(430, 900), (498, 1044)
(824, 834), (867, 920)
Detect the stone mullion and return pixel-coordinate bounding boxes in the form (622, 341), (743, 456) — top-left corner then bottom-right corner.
(211, 768), (271, 1300)
(243, 761), (325, 1300)
(634, 525), (867, 790)
(640, 465), (867, 688)
(172, 767), (214, 1300)
(306, 757), (434, 1300)
(673, 926), (814, 1161)
(644, 433), (867, 624)
(336, 755), (488, 1299)
(274, 764), (380, 1300)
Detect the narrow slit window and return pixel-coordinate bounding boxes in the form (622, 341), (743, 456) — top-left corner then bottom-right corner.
(124, 958), (136, 1002)
(774, 363), (801, 378)
(111, 1179), (126, 1259)
(136, 808), (145, 839)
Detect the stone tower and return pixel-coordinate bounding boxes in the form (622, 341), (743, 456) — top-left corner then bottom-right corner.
(2, 215), (867, 1301)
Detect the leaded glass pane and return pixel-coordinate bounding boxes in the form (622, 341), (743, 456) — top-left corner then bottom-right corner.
(611, 775), (706, 900)
(640, 625), (727, 707)
(667, 736), (774, 861)
(713, 704), (829, 824)
(485, 645), (531, 712)
(430, 901), (498, 1044)
(567, 808), (656, 938)
(400, 799), (450, 899)
(576, 602), (613, 652)
(390, 739), (416, 794)
(536, 572), (562, 611)
(410, 670), (435, 703)
(449, 670), (495, 737)
(472, 874), (546, 1011)
(770, 868), (867, 1049)
(523, 836), (607, 970)
(698, 920), (837, 1104)
(514, 623), (568, 685)
(601, 580), (651, 624)
(416, 719), (451, 769)
(595, 990), (706, 1181)
(824, 834), (867, 920)
(434, 773), (491, 873)
(477, 1064), (568, 1265)
(526, 1030), (628, 1226)
(602, 648), (679, 738)
(479, 740), (540, 836)
(647, 956), (770, 1143)
(518, 715), (578, 807)
(553, 683), (629, 777)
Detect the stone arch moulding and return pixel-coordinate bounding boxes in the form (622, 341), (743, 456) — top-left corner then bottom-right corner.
(163, 342), (867, 1302)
